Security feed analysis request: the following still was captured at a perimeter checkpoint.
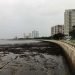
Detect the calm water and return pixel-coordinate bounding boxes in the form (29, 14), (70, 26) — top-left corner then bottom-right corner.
(0, 40), (40, 45)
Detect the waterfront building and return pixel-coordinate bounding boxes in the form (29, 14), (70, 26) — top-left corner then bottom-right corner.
(32, 30), (39, 38)
(64, 9), (75, 36)
(23, 33), (26, 38)
(28, 33), (32, 38)
(51, 25), (64, 36)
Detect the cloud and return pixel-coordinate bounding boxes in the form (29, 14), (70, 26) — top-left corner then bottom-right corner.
(64, 0), (75, 9)
(0, 0), (74, 38)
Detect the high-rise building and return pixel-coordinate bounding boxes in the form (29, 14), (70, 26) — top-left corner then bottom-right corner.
(23, 33), (26, 38)
(51, 25), (64, 36)
(32, 30), (39, 38)
(64, 9), (75, 36)
(28, 33), (32, 38)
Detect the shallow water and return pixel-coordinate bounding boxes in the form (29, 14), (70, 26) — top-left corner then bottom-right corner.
(0, 40), (40, 45)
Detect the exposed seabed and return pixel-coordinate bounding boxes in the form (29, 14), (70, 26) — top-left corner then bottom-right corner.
(0, 42), (70, 75)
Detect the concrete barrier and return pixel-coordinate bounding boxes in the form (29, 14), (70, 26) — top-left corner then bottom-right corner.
(44, 40), (75, 74)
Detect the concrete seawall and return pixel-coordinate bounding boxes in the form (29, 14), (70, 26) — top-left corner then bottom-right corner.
(44, 40), (75, 74)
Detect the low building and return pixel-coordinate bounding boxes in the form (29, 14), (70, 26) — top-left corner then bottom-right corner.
(51, 25), (64, 36)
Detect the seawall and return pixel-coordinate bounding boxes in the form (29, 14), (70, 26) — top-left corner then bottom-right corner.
(44, 40), (75, 75)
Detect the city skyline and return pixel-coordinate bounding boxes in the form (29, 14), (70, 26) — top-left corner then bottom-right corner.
(13, 30), (39, 39)
(0, 0), (75, 39)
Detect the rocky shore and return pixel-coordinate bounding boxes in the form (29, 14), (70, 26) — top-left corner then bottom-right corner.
(0, 42), (70, 75)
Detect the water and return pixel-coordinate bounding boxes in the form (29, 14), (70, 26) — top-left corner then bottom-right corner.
(0, 40), (70, 75)
(0, 40), (40, 45)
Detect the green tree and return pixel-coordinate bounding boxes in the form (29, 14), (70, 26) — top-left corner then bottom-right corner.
(52, 33), (65, 40)
(70, 29), (75, 39)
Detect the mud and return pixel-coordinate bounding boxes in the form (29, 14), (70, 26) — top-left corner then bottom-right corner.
(0, 42), (70, 75)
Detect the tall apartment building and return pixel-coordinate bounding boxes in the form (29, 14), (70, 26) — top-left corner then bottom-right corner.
(32, 30), (39, 38)
(51, 25), (64, 36)
(64, 9), (75, 36)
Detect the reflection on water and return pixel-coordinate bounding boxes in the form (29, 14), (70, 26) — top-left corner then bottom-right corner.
(0, 41), (70, 75)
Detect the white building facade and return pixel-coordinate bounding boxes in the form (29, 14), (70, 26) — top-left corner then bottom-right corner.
(64, 9), (75, 36)
(32, 30), (39, 38)
(51, 25), (64, 36)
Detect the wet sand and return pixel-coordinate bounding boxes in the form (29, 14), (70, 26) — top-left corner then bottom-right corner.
(0, 42), (70, 75)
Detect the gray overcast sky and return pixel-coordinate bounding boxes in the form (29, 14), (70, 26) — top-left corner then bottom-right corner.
(0, 0), (75, 39)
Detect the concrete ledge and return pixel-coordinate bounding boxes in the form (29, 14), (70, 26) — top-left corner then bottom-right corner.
(45, 40), (75, 74)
